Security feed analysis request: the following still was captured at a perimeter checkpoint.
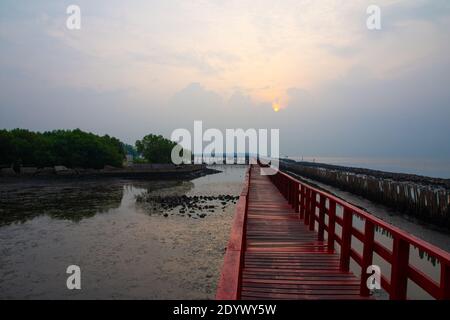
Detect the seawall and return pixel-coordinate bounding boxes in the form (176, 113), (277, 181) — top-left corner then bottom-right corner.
(281, 160), (450, 230)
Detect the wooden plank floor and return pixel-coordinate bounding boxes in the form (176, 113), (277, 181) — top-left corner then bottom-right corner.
(240, 166), (368, 300)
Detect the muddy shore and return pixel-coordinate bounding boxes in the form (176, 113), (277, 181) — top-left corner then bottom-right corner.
(0, 165), (247, 299)
(0, 164), (219, 181)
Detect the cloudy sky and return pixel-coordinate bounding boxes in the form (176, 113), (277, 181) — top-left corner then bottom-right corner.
(1, 0), (449, 158)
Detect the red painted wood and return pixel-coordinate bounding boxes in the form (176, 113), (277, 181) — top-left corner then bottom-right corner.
(217, 164), (450, 300)
(293, 181), (300, 213)
(237, 166), (366, 300)
(440, 264), (450, 299)
(340, 208), (352, 272)
(216, 250), (241, 299)
(300, 185), (305, 218)
(407, 265), (440, 298)
(318, 196), (326, 241)
(304, 188), (311, 226)
(216, 168), (250, 300)
(390, 237), (410, 299)
(360, 221), (375, 296)
(327, 201), (336, 253)
(309, 191), (316, 231)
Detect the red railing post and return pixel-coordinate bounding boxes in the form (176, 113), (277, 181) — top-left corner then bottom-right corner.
(309, 191), (317, 231)
(276, 173), (280, 190)
(360, 220), (375, 296)
(287, 180), (292, 205)
(318, 195), (326, 241)
(245, 167), (251, 214)
(277, 174), (281, 192)
(340, 207), (353, 272)
(286, 178), (290, 200)
(327, 201), (336, 253)
(293, 181), (299, 213)
(390, 237), (410, 300)
(290, 181), (295, 209)
(440, 263), (450, 300)
(300, 185), (305, 219)
(304, 188), (311, 226)
(285, 179), (289, 202)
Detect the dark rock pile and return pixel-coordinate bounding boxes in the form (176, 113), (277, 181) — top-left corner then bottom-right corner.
(136, 194), (239, 218)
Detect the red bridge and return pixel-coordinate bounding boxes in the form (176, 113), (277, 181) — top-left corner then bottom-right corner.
(216, 165), (450, 300)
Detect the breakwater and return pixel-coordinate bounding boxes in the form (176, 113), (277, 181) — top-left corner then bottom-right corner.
(0, 164), (214, 180)
(281, 160), (450, 230)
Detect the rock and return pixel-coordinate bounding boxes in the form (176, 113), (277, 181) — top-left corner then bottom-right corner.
(54, 165), (76, 176)
(1, 168), (16, 176)
(20, 167), (37, 175)
(103, 165), (120, 171)
(54, 165), (68, 172)
(79, 168), (100, 175)
(36, 167), (55, 176)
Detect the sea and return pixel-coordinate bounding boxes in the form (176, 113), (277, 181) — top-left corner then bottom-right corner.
(286, 156), (450, 179)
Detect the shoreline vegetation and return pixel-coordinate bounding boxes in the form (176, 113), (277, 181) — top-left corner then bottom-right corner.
(0, 128), (125, 169)
(281, 159), (450, 230)
(0, 128), (217, 180)
(0, 163), (218, 180)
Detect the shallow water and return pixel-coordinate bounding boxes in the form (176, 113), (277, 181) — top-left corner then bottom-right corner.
(0, 165), (246, 299)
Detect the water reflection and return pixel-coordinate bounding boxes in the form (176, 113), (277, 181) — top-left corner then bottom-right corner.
(0, 179), (205, 226)
(0, 165), (247, 299)
(0, 180), (126, 225)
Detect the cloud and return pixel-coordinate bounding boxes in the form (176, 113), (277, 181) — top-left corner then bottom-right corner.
(383, 0), (450, 28)
(1, 0), (450, 159)
(286, 88), (315, 109)
(170, 83), (223, 108)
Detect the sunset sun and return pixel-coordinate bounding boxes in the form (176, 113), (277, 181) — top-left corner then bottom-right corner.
(272, 102), (281, 112)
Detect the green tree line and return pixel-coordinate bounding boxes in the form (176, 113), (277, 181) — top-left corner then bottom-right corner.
(0, 129), (186, 169)
(135, 134), (179, 164)
(0, 129), (125, 169)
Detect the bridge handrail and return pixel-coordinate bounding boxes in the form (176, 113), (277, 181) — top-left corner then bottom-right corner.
(269, 168), (450, 300)
(216, 166), (251, 299)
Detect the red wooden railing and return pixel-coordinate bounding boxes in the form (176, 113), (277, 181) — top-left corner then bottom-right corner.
(269, 168), (450, 300)
(216, 167), (251, 299)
